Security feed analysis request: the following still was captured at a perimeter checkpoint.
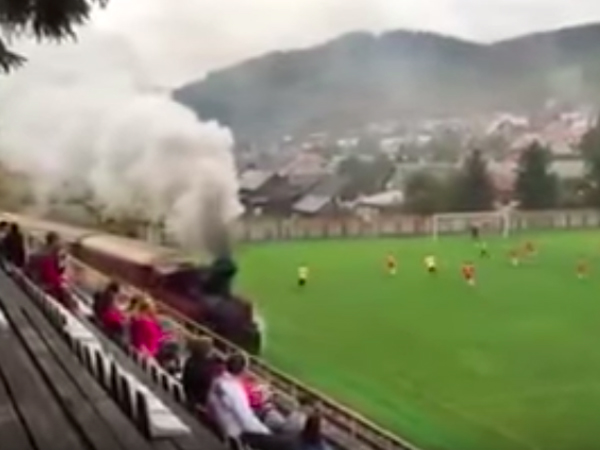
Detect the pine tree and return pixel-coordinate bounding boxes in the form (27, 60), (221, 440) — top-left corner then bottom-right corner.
(580, 120), (600, 207)
(404, 171), (443, 215)
(455, 149), (494, 211)
(515, 141), (558, 210)
(1, 0), (108, 72)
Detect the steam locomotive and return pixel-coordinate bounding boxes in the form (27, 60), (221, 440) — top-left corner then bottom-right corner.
(2, 213), (262, 354)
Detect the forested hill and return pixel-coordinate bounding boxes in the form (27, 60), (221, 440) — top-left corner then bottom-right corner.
(174, 24), (600, 141)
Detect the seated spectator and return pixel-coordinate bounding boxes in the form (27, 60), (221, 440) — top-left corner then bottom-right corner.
(280, 395), (316, 435)
(0, 221), (8, 237)
(129, 298), (163, 358)
(93, 282), (125, 341)
(93, 281), (119, 318)
(295, 412), (330, 450)
(157, 338), (183, 375)
(207, 352), (270, 443)
(0, 221), (8, 269)
(182, 337), (223, 406)
(126, 295), (145, 315)
(1, 223), (25, 268)
(29, 232), (77, 312)
(152, 315), (184, 374)
(241, 375), (285, 431)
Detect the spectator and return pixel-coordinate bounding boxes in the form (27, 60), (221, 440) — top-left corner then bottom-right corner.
(295, 412), (330, 450)
(129, 298), (163, 358)
(207, 352), (270, 443)
(281, 395), (316, 434)
(0, 221), (8, 261)
(156, 335), (183, 375)
(29, 232), (77, 312)
(152, 314), (184, 374)
(93, 282), (125, 341)
(242, 375), (285, 431)
(182, 336), (223, 406)
(93, 281), (119, 318)
(126, 295), (144, 314)
(1, 223), (26, 268)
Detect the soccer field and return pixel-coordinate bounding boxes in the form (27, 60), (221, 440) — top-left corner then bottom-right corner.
(237, 231), (600, 450)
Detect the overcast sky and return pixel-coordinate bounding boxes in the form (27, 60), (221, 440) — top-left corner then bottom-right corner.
(82, 0), (600, 85)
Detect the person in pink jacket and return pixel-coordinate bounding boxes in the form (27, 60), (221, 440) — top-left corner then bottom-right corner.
(129, 298), (163, 358)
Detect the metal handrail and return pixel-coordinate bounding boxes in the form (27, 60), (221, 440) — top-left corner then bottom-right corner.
(66, 256), (420, 450)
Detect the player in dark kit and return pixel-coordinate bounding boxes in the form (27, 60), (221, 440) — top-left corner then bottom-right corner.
(470, 224), (480, 241)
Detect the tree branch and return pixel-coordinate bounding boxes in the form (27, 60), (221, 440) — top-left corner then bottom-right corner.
(0, 37), (25, 72)
(0, 0), (108, 72)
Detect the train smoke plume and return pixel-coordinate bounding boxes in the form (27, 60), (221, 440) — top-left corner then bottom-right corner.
(0, 32), (242, 255)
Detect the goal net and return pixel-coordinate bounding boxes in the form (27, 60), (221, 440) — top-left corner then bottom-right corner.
(431, 210), (512, 240)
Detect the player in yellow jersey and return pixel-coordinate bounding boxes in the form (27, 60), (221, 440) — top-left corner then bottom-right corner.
(297, 265), (309, 287)
(386, 254), (397, 276)
(424, 254), (437, 274)
(577, 258), (589, 280)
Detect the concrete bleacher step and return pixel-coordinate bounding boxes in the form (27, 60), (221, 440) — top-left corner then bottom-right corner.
(7, 267), (226, 450)
(0, 271), (159, 450)
(70, 292), (225, 446)
(12, 270), (192, 440)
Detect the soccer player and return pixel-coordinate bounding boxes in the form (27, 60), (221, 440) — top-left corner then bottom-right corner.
(462, 261), (476, 286)
(470, 223), (480, 241)
(424, 254), (437, 275)
(577, 258), (589, 279)
(386, 254), (397, 276)
(297, 264), (309, 287)
(509, 248), (520, 266)
(479, 241), (490, 259)
(524, 240), (536, 256)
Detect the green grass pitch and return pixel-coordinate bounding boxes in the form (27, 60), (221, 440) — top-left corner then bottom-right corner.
(237, 231), (600, 450)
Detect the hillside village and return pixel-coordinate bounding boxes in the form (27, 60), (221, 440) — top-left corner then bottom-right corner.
(238, 102), (596, 216)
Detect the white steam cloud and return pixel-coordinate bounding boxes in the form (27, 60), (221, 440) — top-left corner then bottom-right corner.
(0, 32), (242, 253)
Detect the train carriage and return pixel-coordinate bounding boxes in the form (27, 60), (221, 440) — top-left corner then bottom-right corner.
(2, 213), (262, 354)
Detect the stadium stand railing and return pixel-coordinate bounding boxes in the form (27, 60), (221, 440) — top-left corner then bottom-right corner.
(63, 255), (421, 450)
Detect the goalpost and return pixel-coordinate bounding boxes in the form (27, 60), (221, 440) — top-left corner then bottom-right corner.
(431, 208), (513, 240)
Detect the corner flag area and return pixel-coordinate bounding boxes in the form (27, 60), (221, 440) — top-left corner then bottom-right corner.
(238, 231), (600, 450)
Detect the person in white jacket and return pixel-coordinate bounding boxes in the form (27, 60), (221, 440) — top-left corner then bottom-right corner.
(208, 352), (271, 440)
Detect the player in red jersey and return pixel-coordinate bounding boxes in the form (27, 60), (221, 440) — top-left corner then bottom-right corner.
(509, 248), (520, 266)
(577, 258), (589, 279)
(462, 261), (476, 286)
(386, 254), (397, 276)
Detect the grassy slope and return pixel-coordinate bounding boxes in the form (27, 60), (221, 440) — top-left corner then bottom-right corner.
(237, 232), (600, 450)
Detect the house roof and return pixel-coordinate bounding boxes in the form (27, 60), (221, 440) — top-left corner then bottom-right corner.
(292, 195), (331, 214)
(357, 190), (404, 207)
(388, 162), (459, 188)
(239, 170), (274, 191)
(292, 175), (348, 214)
(550, 159), (586, 179)
(309, 175), (348, 197)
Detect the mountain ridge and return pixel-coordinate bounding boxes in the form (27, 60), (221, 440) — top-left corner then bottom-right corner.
(174, 23), (600, 141)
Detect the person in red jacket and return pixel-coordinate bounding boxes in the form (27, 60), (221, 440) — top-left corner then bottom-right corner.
(31, 232), (77, 312)
(93, 282), (125, 341)
(129, 297), (163, 358)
